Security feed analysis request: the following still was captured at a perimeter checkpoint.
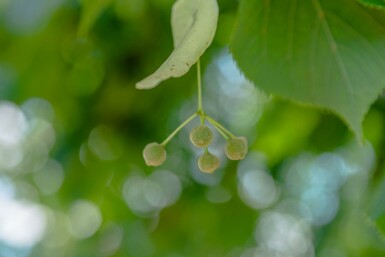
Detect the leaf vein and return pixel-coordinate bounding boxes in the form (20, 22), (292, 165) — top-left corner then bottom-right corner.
(287, 0), (298, 60)
(312, 0), (353, 94)
(310, 19), (321, 101)
(262, 0), (271, 56)
(327, 11), (385, 68)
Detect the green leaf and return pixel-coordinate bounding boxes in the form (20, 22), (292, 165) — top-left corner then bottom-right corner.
(230, 0), (385, 139)
(357, 0), (385, 10)
(136, 0), (219, 90)
(78, 0), (114, 37)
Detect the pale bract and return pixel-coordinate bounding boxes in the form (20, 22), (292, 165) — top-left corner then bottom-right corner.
(136, 0), (219, 89)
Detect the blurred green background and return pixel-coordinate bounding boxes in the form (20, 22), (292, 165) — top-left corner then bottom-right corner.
(1, 0), (385, 256)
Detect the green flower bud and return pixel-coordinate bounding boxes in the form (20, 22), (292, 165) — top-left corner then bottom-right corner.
(198, 152), (220, 173)
(143, 142), (166, 166)
(189, 125), (213, 148)
(225, 137), (248, 160)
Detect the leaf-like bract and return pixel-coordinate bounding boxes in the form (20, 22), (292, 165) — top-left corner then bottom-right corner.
(231, 0), (385, 140)
(136, 0), (219, 89)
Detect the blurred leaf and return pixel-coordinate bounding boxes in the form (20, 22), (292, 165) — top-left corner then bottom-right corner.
(230, 0), (385, 140)
(363, 109), (385, 150)
(368, 172), (385, 240)
(255, 103), (319, 165)
(67, 53), (105, 96)
(136, 0), (219, 89)
(78, 0), (114, 37)
(357, 0), (385, 10)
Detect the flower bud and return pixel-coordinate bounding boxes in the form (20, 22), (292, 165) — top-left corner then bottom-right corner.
(143, 142), (166, 166)
(198, 152), (220, 173)
(225, 137), (248, 160)
(189, 125), (213, 148)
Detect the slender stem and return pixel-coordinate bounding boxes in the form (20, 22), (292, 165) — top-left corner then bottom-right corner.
(205, 116), (236, 139)
(210, 122), (229, 140)
(161, 113), (198, 146)
(196, 60), (205, 125)
(197, 59), (203, 112)
(199, 112), (205, 125)
(204, 147), (209, 154)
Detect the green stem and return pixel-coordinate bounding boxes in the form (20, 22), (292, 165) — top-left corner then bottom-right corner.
(197, 59), (203, 112)
(207, 119), (229, 140)
(200, 115), (205, 125)
(196, 60), (205, 125)
(198, 112), (205, 125)
(205, 116), (236, 139)
(161, 113), (198, 146)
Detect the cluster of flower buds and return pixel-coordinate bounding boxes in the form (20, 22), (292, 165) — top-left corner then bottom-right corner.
(142, 115), (248, 173)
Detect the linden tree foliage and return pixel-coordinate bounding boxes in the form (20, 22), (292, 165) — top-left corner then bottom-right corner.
(74, 0), (385, 244)
(3, 0), (385, 255)
(230, 0), (385, 140)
